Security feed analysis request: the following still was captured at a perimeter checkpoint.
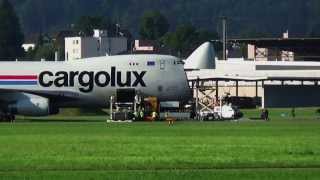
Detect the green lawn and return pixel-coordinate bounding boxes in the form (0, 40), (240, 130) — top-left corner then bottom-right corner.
(0, 108), (320, 179)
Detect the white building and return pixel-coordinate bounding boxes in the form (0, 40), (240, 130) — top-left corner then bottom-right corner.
(22, 43), (36, 52)
(65, 30), (127, 61)
(133, 40), (155, 52)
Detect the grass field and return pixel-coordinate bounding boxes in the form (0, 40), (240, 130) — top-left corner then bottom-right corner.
(0, 108), (320, 179)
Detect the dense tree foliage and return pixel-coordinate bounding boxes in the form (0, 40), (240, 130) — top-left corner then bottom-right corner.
(74, 16), (118, 37)
(139, 11), (169, 40)
(9, 0), (320, 38)
(162, 25), (219, 57)
(5, 0), (320, 59)
(25, 34), (58, 61)
(0, 0), (24, 60)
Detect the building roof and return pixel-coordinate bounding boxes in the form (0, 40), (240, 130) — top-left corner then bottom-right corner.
(228, 38), (320, 53)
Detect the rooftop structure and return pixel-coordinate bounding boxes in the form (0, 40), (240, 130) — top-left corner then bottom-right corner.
(65, 29), (127, 61)
(229, 37), (320, 61)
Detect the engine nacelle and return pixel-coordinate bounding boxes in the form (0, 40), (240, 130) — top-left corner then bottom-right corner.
(8, 95), (59, 116)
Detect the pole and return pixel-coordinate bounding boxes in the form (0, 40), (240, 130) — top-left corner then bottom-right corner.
(235, 81), (239, 97)
(220, 95), (222, 119)
(215, 80), (219, 102)
(222, 17), (227, 60)
(195, 78), (200, 120)
(134, 95), (137, 115)
(110, 96), (114, 120)
(54, 51), (59, 61)
(255, 81), (258, 97)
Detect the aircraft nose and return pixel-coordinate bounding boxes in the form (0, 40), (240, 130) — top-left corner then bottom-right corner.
(164, 74), (192, 101)
(176, 67), (192, 101)
(179, 80), (193, 101)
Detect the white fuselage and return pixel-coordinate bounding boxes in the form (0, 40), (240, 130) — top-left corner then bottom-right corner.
(0, 54), (191, 109)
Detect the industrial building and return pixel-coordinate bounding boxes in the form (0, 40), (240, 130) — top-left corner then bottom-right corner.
(230, 37), (320, 62)
(186, 42), (320, 109)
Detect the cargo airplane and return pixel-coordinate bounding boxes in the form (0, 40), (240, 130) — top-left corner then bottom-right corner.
(0, 54), (192, 120)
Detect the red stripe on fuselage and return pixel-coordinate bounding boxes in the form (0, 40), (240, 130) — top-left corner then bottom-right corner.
(0, 75), (38, 80)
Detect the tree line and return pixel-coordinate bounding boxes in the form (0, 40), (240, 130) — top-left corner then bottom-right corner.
(10, 0), (320, 37)
(1, 0), (218, 60)
(2, 0), (320, 60)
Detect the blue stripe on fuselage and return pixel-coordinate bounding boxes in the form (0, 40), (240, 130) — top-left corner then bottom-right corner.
(0, 81), (38, 85)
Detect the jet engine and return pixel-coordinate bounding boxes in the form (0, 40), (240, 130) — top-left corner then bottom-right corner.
(8, 94), (59, 116)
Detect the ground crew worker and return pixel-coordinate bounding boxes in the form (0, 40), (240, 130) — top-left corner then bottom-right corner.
(165, 112), (174, 126)
(133, 111), (138, 121)
(291, 107), (296, 118)
(265, 109), (269, 121)
(151, 111), (157, 121)
(139, 110), (144, 121)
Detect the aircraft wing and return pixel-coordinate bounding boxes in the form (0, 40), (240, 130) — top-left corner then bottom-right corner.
(188, 75), (320, 82)
(0, 88), (80, 101)
(187, 75), (268, 82)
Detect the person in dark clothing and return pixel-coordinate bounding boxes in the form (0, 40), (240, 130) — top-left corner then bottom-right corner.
(291, 107), (296, 118)
(261, 109), (266, 120)
(264, 109), (269, 121)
